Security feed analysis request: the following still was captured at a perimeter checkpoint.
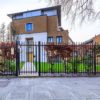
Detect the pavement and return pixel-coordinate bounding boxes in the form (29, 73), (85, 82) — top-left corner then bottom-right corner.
(0, 77), (100, 100)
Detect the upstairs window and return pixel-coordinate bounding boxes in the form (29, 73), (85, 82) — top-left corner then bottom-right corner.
(48, 37), (53, 43)
(56, 36), (62, 44)
(26, 23), (33, 32)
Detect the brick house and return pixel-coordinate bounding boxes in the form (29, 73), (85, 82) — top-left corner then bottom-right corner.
(8, 6), (73, 62)
(8, 5), (73, 44)
(83, 34), (100, 65)
(84, 34), (100, 44)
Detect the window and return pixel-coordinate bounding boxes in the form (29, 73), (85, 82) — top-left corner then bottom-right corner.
(56, 36), (62, 44)
(26, 23), (33, 32)
(43, 10), (57, 16)
(48, 37), (53, 43)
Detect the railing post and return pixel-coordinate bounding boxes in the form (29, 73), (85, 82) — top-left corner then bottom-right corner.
(94, 43), (96, 75)
(38, 41), (41, 76)
(16, 41), (20, 76)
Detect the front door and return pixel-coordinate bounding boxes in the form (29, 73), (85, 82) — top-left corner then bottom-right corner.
(26, 38), (34, 62)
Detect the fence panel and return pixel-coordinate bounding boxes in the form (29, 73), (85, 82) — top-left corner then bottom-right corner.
(39, 43), (100, 77)
(0, 42), (16, 76)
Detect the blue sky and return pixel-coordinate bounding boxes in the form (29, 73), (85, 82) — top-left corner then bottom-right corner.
(0, 0), (100, 42)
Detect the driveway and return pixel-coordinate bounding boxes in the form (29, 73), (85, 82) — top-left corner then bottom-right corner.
(0, 77), (100, 100)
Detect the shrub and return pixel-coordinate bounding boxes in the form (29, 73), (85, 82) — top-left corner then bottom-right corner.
(82, 53), (93, 73)
(67, 57), (80, 73)
(5, 60), (16, 72)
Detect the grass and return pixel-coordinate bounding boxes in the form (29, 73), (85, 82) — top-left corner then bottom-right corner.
(4, 60), (25, 72)
(20, 62), (25, 69)
(96, 65), (100, 72)
(34, 62), (100, 73)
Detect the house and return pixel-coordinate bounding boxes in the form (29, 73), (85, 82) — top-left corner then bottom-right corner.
(83, 34), (100, 65)
(8, 5), (73, 62)
(84, 34), (100, 44)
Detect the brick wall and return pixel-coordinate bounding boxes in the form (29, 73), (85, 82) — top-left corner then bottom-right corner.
(11, 16), (47, 34)
(93, 35), (100, 44)
(48, 30), (69, 44)
(11, 15), (69, 44)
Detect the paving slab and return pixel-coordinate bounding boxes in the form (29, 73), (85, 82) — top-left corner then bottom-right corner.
(0, 78), (100, 100)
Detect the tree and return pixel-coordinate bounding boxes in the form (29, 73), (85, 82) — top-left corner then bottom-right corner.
(0, 23), (6, 42)
(0, 42), (16, 72)
(10, 22), (18, 41)
(7, 24), (13, 42)
(49, 0), (100, 24)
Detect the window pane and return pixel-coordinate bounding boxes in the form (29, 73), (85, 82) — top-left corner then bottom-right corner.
(48, 37), (53, 43)
(56, 36), (62, 43)
(26, 23), (33, 32)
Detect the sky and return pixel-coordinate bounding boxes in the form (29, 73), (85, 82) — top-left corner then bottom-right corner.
(0, 0), (100, 42)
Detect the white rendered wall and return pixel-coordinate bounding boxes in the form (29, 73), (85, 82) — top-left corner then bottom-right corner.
(16, 32), (47, 62)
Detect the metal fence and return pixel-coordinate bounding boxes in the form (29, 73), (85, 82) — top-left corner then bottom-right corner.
(17, 42), (100, 77)
(0, 42), (16, 76)
(0, 42), (100, 77)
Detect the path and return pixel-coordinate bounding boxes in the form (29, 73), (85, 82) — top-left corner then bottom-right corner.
(20, 62), (38, 76)
(0, 78), (100, 100)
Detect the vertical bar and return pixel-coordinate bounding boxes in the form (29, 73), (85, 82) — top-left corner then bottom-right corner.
(94, 43), (96, 75)
(35, 43), (37, 72)
(43, 42), (45, 75)
(42, 42), (43, 76)
(38, 41), (41, 76)
(91, 43), (95, 74)
(16, 41), (20, 76)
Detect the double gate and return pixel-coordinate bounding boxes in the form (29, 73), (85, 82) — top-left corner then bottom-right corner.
(0, 42), (100, 77)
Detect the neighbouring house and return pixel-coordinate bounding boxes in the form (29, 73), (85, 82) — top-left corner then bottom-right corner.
(84, 34), (100, 44)
(7, 5), (73, 62)
(83, 34), (100, 65)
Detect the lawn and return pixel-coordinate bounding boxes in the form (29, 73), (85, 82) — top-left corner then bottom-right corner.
(5, 60), (25, 72)
(96, 65), (100, 72)
(34, 62), (100, 73)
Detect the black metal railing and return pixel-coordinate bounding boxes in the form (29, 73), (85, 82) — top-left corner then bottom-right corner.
(18, 42), (100, 77)
(0, 42), (16, 76)
(0, 41), (100, 77)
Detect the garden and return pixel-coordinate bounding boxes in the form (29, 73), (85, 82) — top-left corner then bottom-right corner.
(34, 44), (100, 73)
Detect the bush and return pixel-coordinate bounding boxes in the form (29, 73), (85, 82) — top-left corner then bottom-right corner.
(67, 57), (80, 73)
(82, 53), (94, 72)
(5, 60), (16, 72)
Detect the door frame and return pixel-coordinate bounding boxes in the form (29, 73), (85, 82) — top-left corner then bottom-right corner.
(26, 38), (34, 62)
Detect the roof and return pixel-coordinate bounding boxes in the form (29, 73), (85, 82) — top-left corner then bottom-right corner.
(83, 39), (93, 44)
(83, 34), (100, 44)
(7, 5), (61, 25)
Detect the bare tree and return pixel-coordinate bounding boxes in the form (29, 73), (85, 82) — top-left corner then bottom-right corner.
(49, 0), (100, 24)
(6, 24), (13, 42)
(10, 22), (18, 41)
(0, 23), (6, 42)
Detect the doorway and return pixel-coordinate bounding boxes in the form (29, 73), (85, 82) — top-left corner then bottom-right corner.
(26, 38), (34, 62)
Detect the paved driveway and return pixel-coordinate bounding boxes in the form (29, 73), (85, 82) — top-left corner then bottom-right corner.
(0, 77), (100, 100)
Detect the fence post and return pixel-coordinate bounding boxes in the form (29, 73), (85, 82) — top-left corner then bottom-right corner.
(16, 41), (20, 76)
(94, 43), (96, 75)
(38, 41), (41, 76)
